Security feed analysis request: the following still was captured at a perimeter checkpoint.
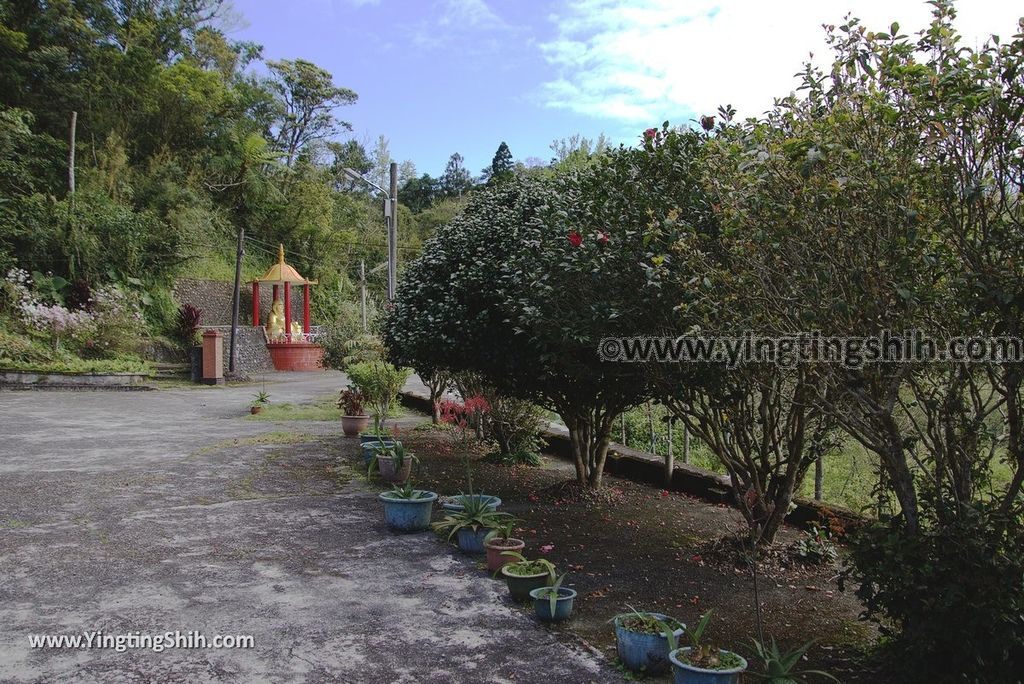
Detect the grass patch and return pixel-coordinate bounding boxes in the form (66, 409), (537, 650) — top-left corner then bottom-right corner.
(247, 395), (342, 422)
(188, 431), (317, 458)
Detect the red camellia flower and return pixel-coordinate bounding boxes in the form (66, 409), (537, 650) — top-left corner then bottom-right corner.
(643, 127), (658, 140)
(596, 231), (609, 245)
(568, 231), (583, 247)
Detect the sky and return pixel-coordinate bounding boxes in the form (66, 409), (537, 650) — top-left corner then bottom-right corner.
(230, 0), (1023, 179)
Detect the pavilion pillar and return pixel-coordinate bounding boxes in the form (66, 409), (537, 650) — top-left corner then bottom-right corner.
(303, 283), (311, 337)
(251, 282), (260, 326)
(283, 281), (292, 342)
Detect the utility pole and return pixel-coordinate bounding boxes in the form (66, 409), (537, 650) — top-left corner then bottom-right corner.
(388, 161), (398, 300)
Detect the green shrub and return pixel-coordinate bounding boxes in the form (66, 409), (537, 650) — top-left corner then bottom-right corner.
(346, 361), (411, 432)
(485, 394), (544, 466)
(844, 503), (1024, 682)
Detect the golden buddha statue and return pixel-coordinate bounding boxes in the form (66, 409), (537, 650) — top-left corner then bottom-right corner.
(290, 320), (303, 341)
(266, 300), (286, 340)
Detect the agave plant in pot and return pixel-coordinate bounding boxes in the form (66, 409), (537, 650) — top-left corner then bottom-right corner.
(483, 521), (525, 573)
(250, 391), (270, 415)
(500, 552), (556, 602)
(338, 386), (370, 437)
(368, 442), (418, 485)
(667, 611), (747, 684)
(530, 572), (576, 623)
(431, 497), (515, 554)
(612, 607), (686, 675)
(379, 482), (438, 533)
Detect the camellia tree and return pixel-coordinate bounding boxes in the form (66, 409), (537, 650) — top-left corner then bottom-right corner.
(386, 127), (718, 489)
(703, 4), (1024, 678)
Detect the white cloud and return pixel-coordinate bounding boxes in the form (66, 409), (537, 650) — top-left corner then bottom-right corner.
(407, 0), (515, 50)
(539, 0), (1023, 125)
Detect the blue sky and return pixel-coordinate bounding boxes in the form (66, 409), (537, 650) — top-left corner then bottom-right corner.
(230, 0), (1022, 179)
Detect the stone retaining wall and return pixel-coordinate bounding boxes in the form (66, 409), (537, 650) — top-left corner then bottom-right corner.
(174, 279), (307, 327)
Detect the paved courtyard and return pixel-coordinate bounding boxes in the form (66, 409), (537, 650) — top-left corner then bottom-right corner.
(0, 374), (618, 683)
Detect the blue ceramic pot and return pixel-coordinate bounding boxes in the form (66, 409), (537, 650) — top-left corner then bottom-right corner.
(455, 527), (490, 554)
(379, 490), (437, 532)
(529, 586), (576, 622)
(668, 648), (747, 684)
(614, 612), (685, 675)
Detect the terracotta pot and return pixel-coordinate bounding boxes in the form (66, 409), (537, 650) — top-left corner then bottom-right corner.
(484, 537), (525, 573)
(250, 406), (263, 414)
(376, 456), (412, 485)
(341, 414), (370, 437)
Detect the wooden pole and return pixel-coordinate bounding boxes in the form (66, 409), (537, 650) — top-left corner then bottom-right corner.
(683, 423), (690, 464)
(647, 402), (657, 453)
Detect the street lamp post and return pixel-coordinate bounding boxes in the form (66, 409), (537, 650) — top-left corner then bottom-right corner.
(343, 165), (398, 301)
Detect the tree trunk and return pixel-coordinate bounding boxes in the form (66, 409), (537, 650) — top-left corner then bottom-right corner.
(565, 413), (615, 489)
(814, 455), (824, 501)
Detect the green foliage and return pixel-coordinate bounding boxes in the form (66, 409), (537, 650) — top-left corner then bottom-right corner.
(484, 393), (544, 465)
(748, 638), (836, 683)
(345, 361), (411, 432)
(499, 551), (557, 579)
(383, 483), (432, 501)
(844, 503), (1024, 682)
(791, 526), (838, 566)
(430, 496), (515, 541)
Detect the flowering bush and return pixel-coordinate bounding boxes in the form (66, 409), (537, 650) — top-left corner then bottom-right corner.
(19, 300), (95, 351)
(87, 284), (145, 355)
(439, 395), (491, 446)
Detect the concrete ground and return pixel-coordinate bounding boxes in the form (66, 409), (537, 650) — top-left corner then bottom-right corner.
(0, 373), (620, 683)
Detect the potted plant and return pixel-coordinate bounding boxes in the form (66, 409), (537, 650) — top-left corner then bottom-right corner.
(612, 607), (686, 675)
(667, 611), (747, 683)
(442, 493), (502, 513)
(379, 482), (438, 533)
(499, 551), (556, 602)
(483, 521), (525, 573)
(338, 386), (370, 436)
(530, 573), (576, 623)
(359, 426), (395, 464)
(368, 442), (418, 485)
(250, 391), (270, 414)
(747, 638), (837, 683)
(431, 496), (515, 554)
(346, 361), (412, 436)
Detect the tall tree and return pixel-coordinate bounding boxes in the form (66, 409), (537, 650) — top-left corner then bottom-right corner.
(488, 141), (513, 182)
(266, 58), (356, 167)
(440, 152), (472, 197)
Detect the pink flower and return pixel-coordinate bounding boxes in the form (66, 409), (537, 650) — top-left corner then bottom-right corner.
(643, 127), (658, 140)
(568, 231), (583, 247)
(596, 231), (609, 245)
(540, 544), (555, 554)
